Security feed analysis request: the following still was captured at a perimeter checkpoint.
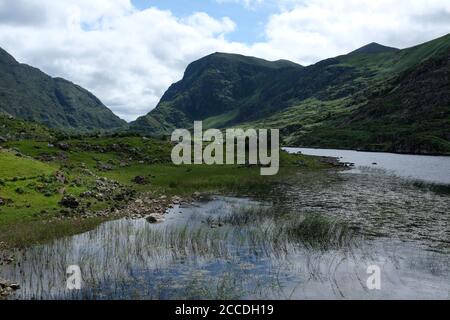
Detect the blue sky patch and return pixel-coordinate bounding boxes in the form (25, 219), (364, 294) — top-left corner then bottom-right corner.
(131, 0), (279, 43)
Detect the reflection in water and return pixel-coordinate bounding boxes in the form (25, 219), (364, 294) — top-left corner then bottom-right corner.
(2, 168), (449, 300)
(284, 147), (450, 184)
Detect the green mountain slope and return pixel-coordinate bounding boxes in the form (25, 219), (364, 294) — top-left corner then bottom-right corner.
(130, 53), (304, 135)
(130, 34), (450, 154)
(294, 48), (450, 154)
(0, 113), (55, 142)
(0, 47), (127, 131)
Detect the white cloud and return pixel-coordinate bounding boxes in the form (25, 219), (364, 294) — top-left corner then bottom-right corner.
(245, 0), (450, 65)
(0, 0), (449, 121)
(216, 0), (264, 10)
(0, 0), (245, 121)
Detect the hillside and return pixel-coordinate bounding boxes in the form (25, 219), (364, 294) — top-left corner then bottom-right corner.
(0, 48), (127, 131)
(130, 53), (304, 135)
(130, 34), (450, 154)
(0, 113), (55, 142)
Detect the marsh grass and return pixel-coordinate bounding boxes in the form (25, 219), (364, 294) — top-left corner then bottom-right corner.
(0, 217), (109, 248)
(214, 205), (355, 250)
(410, 180), (450, 195)
(284, 214), (353, 250)
(3, 199), (358, 299)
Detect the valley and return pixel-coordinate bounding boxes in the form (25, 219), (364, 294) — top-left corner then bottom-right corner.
(0, 33), (449, 300)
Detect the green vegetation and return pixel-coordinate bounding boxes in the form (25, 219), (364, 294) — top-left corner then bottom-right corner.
(0, 47), (126, 131)
(130, 34), (450, 154)
(0, 125), (327, 248)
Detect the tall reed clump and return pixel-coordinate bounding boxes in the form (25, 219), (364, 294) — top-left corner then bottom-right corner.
(283, 214), (353, 250)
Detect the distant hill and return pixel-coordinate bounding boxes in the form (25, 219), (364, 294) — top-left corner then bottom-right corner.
(0, 48), (126, 131)
(130, 34), (450, 154)
(348, 42), (400, 55)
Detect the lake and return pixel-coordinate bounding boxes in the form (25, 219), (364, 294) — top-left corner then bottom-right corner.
(284, 147), (450, 184)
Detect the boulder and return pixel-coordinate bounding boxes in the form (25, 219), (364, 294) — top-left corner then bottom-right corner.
(59, 195), (79, 208)
(97, 162), (113, 172)
(146, 214), (164, 224)
(133, 175), (149, 185)
(56, 142), (70, 151)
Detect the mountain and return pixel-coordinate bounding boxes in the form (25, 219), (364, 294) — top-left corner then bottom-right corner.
(348, 42), (399, 55)
(130, 34), (450, 154)
(0, 47), (126, 131)
(295, 42), (450, 154)
(130, 53), (304, 135)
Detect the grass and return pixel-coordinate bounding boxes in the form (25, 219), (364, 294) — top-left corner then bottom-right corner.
(0, 217), (108, 249)
(216, 206), (355, 251)
(285, 214), (353, 250)
(0, 150), (56, 179)
(0, 134), (329, 248)
(411, 180), (450, 195)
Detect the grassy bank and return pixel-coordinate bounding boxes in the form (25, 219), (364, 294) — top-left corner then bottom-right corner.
(0, 135), (329, 248)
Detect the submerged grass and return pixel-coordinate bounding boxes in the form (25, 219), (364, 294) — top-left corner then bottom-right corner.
(3, 200), (359, 300)
(411, 180), (450, 195)
(284, 214), (353, 250)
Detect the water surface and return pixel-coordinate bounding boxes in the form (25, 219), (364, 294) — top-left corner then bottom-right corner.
(284, 147), (450, 184)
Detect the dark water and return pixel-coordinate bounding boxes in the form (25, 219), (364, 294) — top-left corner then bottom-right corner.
(284, 147), (450, 184)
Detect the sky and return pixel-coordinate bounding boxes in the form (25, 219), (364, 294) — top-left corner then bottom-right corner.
(0, 0), (450, 121)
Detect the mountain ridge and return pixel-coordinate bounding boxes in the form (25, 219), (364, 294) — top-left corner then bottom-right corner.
(0, 47), (127, 131)
(130, 33), (450, 154)
(348, 42), (400, 55)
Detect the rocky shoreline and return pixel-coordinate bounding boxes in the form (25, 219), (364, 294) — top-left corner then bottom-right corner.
(0, 241), (19, 299)
(0, 191), (195, 299)
(0, 277), (20, 298)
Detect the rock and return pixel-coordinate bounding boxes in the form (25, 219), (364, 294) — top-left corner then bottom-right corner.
(47, 143), (54, 148)
(133, 176), (149, 185)
(80, 191), (94, 198)
(97, 162), (113, 172)
(0, 278), (20, 297)
(59, 195), (79, 208)
(56, 142), (70, 151)
(146, 215), (158, 223)
(0, 197), (5, 206)
(9, 283), (20, 290)
(55, 171), (68, 184)
(172, 196), (182, 204)
(146, 214), (164, 224)
(0, 136), (7, 143)
(36, 153), (56, 162)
